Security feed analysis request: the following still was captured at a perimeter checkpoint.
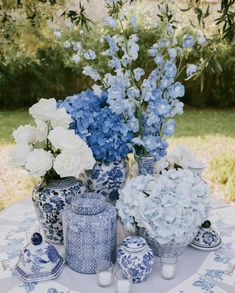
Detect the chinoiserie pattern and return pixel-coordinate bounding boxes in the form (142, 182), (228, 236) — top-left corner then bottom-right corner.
(117, 236), (154, 283)
(32, 177), (87, 244)
(86, 159), (128, 202)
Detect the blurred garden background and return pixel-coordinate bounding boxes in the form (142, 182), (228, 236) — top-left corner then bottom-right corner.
(0, 0), (234, 210)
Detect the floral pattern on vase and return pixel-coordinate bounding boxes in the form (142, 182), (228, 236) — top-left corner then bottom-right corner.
(138, 227), (197, 257)
(32, 177), (87, 244)
(117, 236), (154, 284)
(134, 155), (157, 175)
(85, 159), (128, 202)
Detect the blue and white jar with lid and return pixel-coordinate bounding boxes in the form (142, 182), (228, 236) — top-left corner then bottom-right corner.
(63, 192), (117, 274)
(117, 236), (154, 283)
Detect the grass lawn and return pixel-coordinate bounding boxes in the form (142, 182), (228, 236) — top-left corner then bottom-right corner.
(0, 108), (235, 209)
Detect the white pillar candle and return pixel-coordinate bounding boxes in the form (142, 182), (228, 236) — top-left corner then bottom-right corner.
(161, 264), (175, 279)
(116, 279), (131, 293)
(98, 271), (112, 287)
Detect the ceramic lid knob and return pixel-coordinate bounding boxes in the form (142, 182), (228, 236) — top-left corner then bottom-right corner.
(31, 232), (43, 245)
(201, 220), (211, 229)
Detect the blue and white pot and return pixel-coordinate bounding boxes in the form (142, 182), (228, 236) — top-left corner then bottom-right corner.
(134, 155), (157, 175)
(117, 236), (154, 284)
(32, 177), (87, 244)
(85, 159), (128, 202)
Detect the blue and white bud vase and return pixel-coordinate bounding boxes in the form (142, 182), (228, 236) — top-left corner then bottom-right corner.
(134, 155), (157, 175)
(32, 177), (87, 244)
(117, 236), (154, 283)
(85, 159), (128, 203)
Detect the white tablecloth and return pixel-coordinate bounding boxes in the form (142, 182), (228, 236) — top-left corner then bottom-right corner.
(0, 197), (234, 293)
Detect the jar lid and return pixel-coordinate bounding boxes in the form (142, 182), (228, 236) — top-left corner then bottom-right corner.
(190, 220), (222, 251)
(70, 193), (105, 215)
(14, 233), (64, 282)
(123, 236), (147, 251)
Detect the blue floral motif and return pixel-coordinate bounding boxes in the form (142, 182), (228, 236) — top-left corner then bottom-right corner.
(47, 289), (65, 293)
(86, 160), (128, 201)
(214, 253), (231, 264)
(205, 269), (224, 281)
(43, 203), (53, 213)
(192, 277), (215, 291)
(19, 282), (37, 293)
(117, 236), (154, 283)
(47, 245), (59, 263)
(202, 231), (215, 246)
(33, 177), (86, 244)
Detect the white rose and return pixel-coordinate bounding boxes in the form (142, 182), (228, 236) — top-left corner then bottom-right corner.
(53, 151), (83, 178)
(77, 141), (96, 170)
(10, 143), (33, 167)
(29, 98), (57, 121)
(54, 142), (95, 178)
(25, 149), (53, 177)
(13, 125), (37, 144)
(48, 127), (84, 151)
(35, 120), (48, 142)
(50, 108), (73, 129)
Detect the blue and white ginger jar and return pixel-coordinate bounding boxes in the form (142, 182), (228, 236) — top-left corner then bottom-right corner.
(85, 159), (128, 202)
(14, 232), (64, 282)
(117, 236), (154, 283)
(32, 177), (86, 244)
(63, 193), (117, 274)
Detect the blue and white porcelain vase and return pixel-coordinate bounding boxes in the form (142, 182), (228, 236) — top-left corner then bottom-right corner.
(85, 159), (128, 202)
(32, 177), (86, 244)
(138, 227), (196, 257)
(63, 193), (117, 274)
(134, 155), (156, 175)
(117, 236), (154, 284)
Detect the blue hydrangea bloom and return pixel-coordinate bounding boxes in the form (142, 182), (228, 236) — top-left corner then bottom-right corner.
(58, 90), (133, 163)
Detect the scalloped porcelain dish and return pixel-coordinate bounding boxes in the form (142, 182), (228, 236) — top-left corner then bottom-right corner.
(14, 233), (65, 282)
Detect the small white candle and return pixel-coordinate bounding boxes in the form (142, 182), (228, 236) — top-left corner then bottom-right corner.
(161, 264), (175, 279)
(117, 279), (131, 293)
(98, 271), (112, 287)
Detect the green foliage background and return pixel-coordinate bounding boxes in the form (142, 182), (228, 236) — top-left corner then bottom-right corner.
(0, 29), (234, 109)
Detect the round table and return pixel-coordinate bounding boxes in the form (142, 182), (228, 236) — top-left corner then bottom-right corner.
(0, 197), (234, 293)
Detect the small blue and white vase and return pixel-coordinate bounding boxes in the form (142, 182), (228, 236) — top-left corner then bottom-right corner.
(117, 236), (154, 284)
(32, 177), (87, 244)
(85, 159), (128, 202)
(63, 193), (117, 274)
(134, 155), (157, 175)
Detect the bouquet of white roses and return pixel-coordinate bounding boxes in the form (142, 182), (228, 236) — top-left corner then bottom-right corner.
(11, 98), (95, 183)
(116, 169), (210, 245)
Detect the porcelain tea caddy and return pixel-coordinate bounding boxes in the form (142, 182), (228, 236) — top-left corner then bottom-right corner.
(117, 236), (154, 283)
(14, 232), (64, 282)
(190, 220), (222, 251)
